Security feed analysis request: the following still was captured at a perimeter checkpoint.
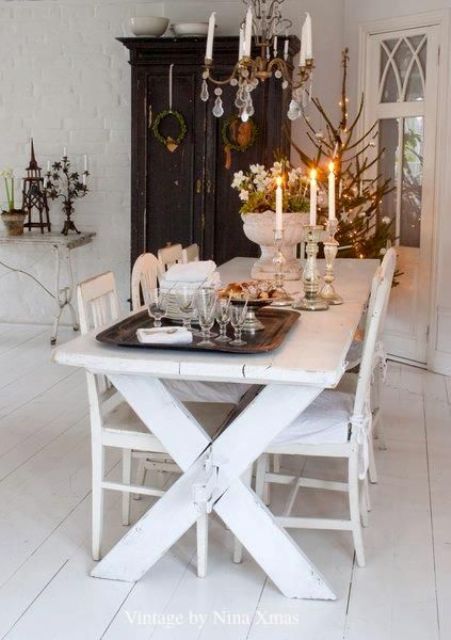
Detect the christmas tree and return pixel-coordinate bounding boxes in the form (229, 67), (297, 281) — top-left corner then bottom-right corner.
(290, 48), (395, 260)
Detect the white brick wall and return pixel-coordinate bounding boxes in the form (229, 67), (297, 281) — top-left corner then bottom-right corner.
(0, 1), (147, 323)
(0, 0), (342, 325)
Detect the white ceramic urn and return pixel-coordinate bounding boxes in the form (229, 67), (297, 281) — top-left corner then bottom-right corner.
(241, 210), (309, 280)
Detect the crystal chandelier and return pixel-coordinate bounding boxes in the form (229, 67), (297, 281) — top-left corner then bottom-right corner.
(200, 0), (314, 122)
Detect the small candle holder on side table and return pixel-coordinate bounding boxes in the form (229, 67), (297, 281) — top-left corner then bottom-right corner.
(320, 218), (343, 305)
(293, 224), (329, 311)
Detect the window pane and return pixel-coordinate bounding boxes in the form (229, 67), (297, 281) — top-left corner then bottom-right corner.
(401, 117), (423, 247)
(378, 118), (399, 226)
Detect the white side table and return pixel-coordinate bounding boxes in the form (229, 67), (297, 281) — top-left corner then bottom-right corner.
(0, 231), (95, 344)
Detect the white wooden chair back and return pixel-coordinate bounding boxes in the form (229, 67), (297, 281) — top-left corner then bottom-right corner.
(77, 271), (121, 335)
(182, 243), (200, 263)
(158, 243), (183, 272)
(363, 247), (397, 339)
(353, 250), (396, 422)
(77, 272), (121, 403)
(131, 253), (162, 311)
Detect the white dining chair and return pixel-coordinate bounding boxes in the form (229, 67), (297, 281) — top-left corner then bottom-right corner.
(251, 259), (395, 568)
(182, 243), (200, 263)
(77, 271), (233, 576)
(344, 248), (397, 467)
(131, 252), (162, 310)
(272, 249), (397, 480)
(158, 243), (183, 272)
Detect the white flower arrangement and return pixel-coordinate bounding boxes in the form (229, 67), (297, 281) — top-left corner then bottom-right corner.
(231, 159), (309, 214)
(0, 168), (16, 211)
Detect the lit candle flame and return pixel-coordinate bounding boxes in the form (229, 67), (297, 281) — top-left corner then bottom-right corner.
(276, 176), (283, 187)
(328, 161), (335, 174)
(310, 168), (317, 180)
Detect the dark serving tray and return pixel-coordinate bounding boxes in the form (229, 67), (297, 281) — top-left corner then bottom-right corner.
(96, 308), (300, 354)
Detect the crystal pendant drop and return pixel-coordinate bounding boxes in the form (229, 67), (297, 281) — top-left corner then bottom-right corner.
(200, 79), (209, 102)
(274, 70), (283, 79)
(212, 96), (224, 118)
(287, 99), (302, 121)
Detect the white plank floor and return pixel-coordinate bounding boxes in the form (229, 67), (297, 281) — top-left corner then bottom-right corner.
(0, 323), (450, 639)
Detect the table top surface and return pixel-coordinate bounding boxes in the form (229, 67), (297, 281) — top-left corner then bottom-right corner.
(52, 258), (378, 388)
(0, 231), (95, 249)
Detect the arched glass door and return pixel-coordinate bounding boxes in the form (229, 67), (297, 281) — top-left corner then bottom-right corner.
(365, 26), (439, 363)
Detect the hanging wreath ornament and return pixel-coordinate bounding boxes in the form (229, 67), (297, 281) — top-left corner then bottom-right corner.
(222, 114), (258, 170)
(152, 110), (187, 153)
(151, 64), (188, 153)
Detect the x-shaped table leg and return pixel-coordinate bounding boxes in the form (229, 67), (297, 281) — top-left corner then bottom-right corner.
(91, 374), (335, 600)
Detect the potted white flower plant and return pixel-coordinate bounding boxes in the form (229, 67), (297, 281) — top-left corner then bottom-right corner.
(1, 169), (26, 236)
(231, 159), (310, 280)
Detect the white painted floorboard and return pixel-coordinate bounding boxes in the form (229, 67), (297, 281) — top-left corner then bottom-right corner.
(0, 323), (449, 639)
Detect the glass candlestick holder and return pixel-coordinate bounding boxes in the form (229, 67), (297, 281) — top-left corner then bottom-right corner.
(272, 231), (289, 296)
(320, 218), (343, 305)
(293, 224), (329, 311)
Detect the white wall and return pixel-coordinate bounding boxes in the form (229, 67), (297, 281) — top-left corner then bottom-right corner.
(0, 0), (343, 323)
(344, 0), (451, 374)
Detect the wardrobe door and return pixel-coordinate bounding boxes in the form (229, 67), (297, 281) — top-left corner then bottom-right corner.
(143, 65), (206, 255)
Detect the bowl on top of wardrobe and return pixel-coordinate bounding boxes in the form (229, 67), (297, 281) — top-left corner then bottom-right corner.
(172, 22), (210, 37)
(130, 16), (170, 37)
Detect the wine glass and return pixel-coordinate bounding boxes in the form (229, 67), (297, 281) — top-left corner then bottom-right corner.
(229, 301), (248, 346)
(195, 287), (218, 346)
(175, 286), (195, 331)
(215, 298), (231, 343)
(147, 288), (167, 328)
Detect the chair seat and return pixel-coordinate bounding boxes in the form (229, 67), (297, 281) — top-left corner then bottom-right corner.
(269, 388), (353, 449)
(103, 400), (234, 439)
(166, 380), (251, 405)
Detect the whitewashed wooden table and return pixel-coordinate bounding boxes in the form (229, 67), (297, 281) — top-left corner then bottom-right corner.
(52, 257), (378, 600)
(0, 231), (95, 344)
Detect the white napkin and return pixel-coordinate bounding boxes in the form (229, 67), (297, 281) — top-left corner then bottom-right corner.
(136, 327), (193, 345)
(163, 260), (217, 283)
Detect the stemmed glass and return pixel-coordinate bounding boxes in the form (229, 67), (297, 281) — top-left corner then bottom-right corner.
(175, 286), (195, 331)
(194, 288), (218, 346)
(147, 288), (168, 328)
(215, 298), (231, 343)
(229, 301), (248, 346)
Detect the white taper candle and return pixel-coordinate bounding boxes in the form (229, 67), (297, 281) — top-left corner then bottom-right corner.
(309, 168), (317, 226)
(238, 24), (244, 60)
(304, 12), (313, 59)
(299, 21), (306, 67)
(244, 7), (253, 57)
(328, 162), (336, 221)
(206, 12), (216, 61)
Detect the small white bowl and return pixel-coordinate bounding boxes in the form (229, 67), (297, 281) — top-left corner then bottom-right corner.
(130, 16), (170, 37)
(172, 22), (209, 37)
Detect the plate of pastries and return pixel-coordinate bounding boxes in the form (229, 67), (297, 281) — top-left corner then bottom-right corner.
(217, 280), (293, 306)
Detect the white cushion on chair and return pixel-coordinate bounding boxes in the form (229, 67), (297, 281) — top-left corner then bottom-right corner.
(103, 402), (148, 434)
(270, 389), (353, 448)
(165, 380), (251, 405)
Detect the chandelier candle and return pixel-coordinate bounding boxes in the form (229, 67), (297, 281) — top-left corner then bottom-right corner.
(304, 13), (313, 59)
(205, 12), (216, 62)
(239, 24), (244, 59)
(244, 7), (253, 58)
(309, 168), (317, 226)
(200, 1), (314, 122)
